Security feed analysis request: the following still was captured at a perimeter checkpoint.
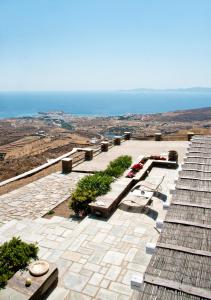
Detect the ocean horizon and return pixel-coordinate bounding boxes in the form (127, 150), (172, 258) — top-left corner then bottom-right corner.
(0, 91), (211, 119)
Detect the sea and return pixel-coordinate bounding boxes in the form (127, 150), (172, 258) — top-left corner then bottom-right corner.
(0, 91), (211, 118)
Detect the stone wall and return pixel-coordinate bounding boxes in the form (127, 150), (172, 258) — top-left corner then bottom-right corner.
(0, 151), (85, 196)
(0, 134), (130, 196)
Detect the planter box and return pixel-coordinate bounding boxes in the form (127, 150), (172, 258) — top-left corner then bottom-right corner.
(0, 263), (58, 300)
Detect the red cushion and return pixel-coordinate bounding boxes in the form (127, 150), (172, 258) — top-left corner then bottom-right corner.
(126, 171), (135, 178)
(131, 163), (143, 171)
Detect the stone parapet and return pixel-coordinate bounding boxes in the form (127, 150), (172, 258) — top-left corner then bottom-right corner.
(101, 141), (109, 152)
(114, 136), (121, 146)
(124, 132), (131, 140)
(84, 148), (93, 160)
(187, 132), (194, 141)
(62, 158), (73, 173)
(155, 133), (162, 141)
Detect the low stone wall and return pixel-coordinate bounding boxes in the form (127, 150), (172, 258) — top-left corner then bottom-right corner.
(132, 134), (194, 141)
(0, 150), (85, 196)
(0, 133), (131, 196)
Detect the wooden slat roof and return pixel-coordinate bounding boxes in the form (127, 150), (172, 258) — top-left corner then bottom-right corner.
(179, 170), (211, 180)
(139, 135), (211, 299)
(176, 178), (211, 192)
(158, 223), (211, 253)
(189, 143), (211, 148)
(171, 189), (211, 207)
(166, 204), (211, 226)
(188, 147), (211, 153)
(184, 157), (211, 165)
(181, 163), (211, 172)
(137, 283), (205, 300)
(187, 152), (211, 158)
(145, 248), (211, 294)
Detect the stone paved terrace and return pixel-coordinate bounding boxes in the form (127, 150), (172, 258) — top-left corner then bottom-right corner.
(75, 140), (188, 172)
(0, 166), (178, 300)
(0, 141), (187, 225)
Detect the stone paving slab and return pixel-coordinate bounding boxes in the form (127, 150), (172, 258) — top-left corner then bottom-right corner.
(0, 172), (86, 224)
(0, 140), (187, 299)
(0, 165), (179, 300)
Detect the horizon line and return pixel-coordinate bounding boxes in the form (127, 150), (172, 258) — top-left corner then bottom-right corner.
(0, 86), (211, 93)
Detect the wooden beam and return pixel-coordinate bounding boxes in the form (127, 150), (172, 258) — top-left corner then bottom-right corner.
(171, 200), (211, 209)
(178, 175), (211, 181)
(144, 275), (211, 300)
(183, 160), (211, 166)
(186, 154), (211, 159)
(180, 168), (211, 173)
(165, 219), (211, 229)
(175, 185), (211, 193)
(156, 242), (211, 257)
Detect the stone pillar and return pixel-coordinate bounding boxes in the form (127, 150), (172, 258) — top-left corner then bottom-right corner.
(124, 131), (131, 140)
(62, 158), (73, 173)
(114, 136), (121, 146)
(85, 148), (93, 160)
(187, 132), (194, 141)
(168, 150), (178, 163)
(101, 141), (109, 152)
(155, 132), (162, 141)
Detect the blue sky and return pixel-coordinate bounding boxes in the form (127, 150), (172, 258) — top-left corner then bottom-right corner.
(0, 0), (211, 91)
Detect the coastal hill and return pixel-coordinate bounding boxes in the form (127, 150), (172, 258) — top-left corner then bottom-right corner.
(129, 106), (211, 122)
(122, 87), (211, 93)
(0, 106), (211, 182)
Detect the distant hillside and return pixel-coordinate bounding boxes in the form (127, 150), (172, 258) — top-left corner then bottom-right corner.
(152, 107), (211, 122)
(123, 87), (211, 93)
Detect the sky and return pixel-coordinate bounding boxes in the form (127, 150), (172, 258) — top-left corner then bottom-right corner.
(0, 0), (211, 91)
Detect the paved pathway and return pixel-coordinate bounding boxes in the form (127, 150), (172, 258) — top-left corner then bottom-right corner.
(0, 172), (86, 224)
(0, 167), (177, 299)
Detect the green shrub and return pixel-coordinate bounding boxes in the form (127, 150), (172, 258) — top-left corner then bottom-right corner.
(77, 174), (113, 196)
(109, 155), (132, 170)
(0, 237), (38, 289)
(104, 155), (132, 178)
(69, 155), (132, 215)
(104, 165), (124, 178)
(69, 188), (97, 215)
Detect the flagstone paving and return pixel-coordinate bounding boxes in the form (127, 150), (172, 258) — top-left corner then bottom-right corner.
(0, 140), (188, 299)
(0, 172), (86, 224)
(0, 166), (178, 299)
